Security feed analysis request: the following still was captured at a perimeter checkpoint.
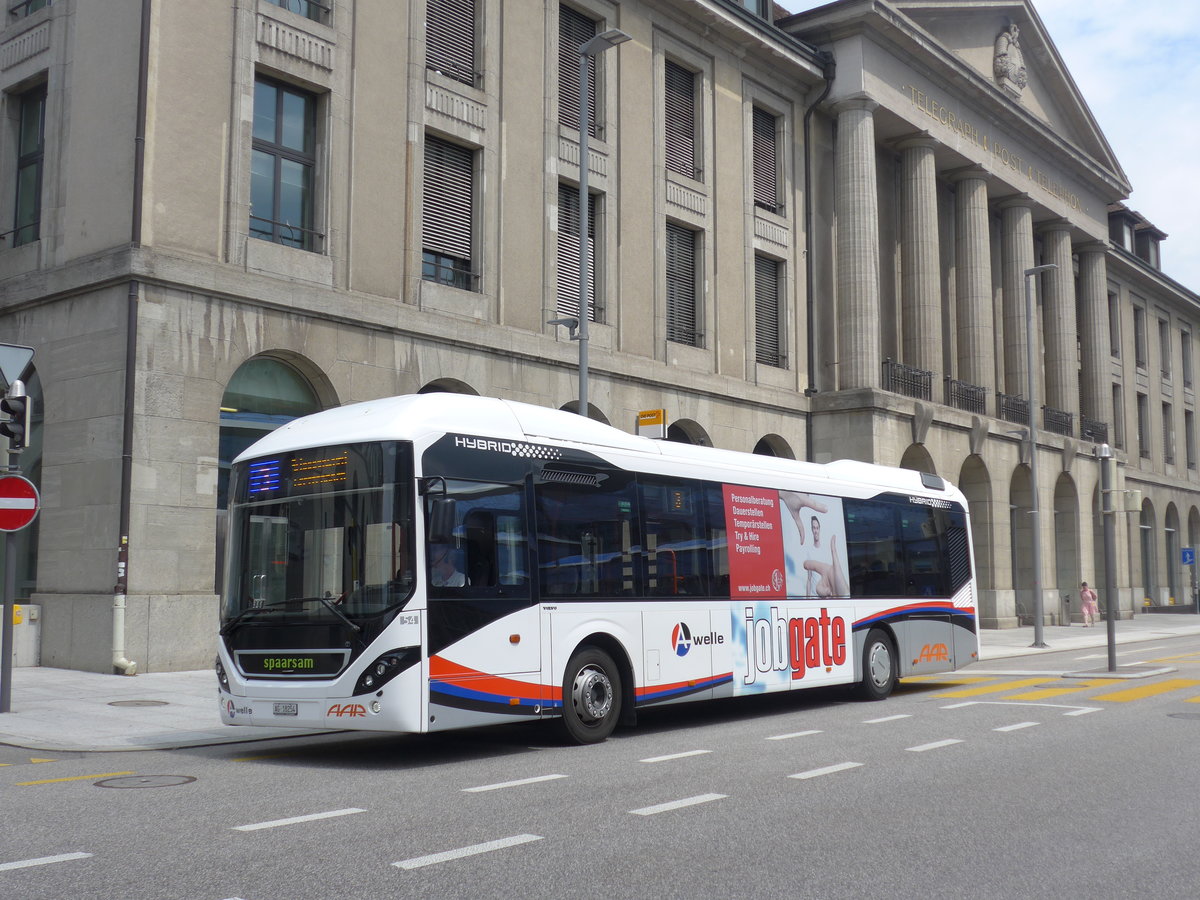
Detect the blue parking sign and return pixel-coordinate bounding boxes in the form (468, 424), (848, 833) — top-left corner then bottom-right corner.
(1183, 548), (1196, 566)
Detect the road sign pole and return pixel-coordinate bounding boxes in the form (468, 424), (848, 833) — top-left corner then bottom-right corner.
(1, 529), (15, 713)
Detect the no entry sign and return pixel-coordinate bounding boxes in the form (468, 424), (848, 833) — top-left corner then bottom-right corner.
(0, 473), (39, 532)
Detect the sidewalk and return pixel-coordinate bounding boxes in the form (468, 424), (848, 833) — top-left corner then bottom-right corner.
(3, 614), (1200, 753)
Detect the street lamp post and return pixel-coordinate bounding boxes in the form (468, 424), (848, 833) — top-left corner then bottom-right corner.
(1098, 443), (1119, 671)
(1025, 263), (1056, 648)
(572, 27), (630, 418)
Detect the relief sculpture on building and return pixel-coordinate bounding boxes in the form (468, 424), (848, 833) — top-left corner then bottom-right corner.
(993, 23), (1028, 97)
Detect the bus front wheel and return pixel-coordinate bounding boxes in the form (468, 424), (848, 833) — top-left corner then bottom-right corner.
(560, 647), (622, 744)
(857, 629), (896, 701)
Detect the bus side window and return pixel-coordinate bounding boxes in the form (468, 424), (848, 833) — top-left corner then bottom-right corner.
(639, 478), (710, 598)
(535, 474), (641, 598)
(425, 480), (529, 599)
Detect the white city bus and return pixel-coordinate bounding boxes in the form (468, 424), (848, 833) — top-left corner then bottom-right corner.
(217, 394), (978, 743)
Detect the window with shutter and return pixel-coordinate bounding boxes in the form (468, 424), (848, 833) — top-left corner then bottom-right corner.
(755, 255), (784, 367)
(557, 183), (599, 321)
(559, 5), (598, 137)
(427, 0), (478, 87)
(664, 60), (697, 180)
(666, 223), (699, 347)
(422, 135), (475, 290)
(752, 106), (781, 214)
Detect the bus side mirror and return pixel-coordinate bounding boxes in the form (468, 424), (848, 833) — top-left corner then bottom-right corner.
(428, 498), (457, 543)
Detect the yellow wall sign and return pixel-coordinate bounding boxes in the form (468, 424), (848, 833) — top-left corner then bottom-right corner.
(637, 409), (667, 439)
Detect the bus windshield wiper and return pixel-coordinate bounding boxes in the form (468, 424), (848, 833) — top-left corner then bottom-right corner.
(315, 594), (362, 634)
(221, 595), (362, 636)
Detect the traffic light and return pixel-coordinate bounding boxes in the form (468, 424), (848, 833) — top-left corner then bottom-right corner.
(0, 392), (30, 452)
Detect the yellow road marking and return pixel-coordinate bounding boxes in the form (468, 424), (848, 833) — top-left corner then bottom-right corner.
(1146, 652), (1200, 664)
(230, 753), (293, 762)
(1090, 678), (1200, 703)
(16, 770), (134, 787)
(934, 677), (1053, 698)
(1005, 679), (1114, 700)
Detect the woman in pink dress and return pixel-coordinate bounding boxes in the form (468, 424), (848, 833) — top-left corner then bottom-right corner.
(1079, 581), (1099, 626)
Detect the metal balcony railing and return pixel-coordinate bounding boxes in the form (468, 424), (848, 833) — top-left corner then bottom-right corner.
(882, 358), (932, 400)
(1080, 415), (1109, 445)
(1043, 406), (1074, 437)
(943, 377), (986, 415)
(997, 392), (1029, 426)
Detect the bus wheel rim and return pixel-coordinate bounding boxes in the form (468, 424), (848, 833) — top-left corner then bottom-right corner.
(869, 642), (892, 687)
(572, 666), (613, 723)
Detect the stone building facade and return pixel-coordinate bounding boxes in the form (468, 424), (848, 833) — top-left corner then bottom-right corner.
(0, 0), (1195, 672)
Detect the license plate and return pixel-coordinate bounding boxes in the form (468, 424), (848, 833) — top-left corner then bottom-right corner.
(273, 702), (298, 717)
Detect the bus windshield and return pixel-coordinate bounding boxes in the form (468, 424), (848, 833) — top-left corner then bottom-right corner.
(222, 441), (415, 630)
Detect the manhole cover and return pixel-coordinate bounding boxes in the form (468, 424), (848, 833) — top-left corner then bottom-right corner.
(107, 700), (169, 708)
(1168, 713), (1200, 721)
(94, 775), (196, 789)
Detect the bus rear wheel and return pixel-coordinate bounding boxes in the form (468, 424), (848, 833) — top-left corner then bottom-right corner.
(560, 647), (622, 744)
(857, 629), (896, 701)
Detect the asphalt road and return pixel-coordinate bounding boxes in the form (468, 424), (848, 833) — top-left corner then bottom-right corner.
(4, 637), (1200, 899)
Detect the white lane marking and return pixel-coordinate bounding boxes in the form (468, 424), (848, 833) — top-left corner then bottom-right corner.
(1076, 646), (1165, 660)
(942, 700), (1101, 715)
(789, 762), (863, 780)
(640, 749), (711, 763)
(0, 852), (92, 872)
(233, 807), (366, 832)
(766, 729), (822, 741)
(630, 793), (727, 816)
(906, 739), (964, 752)
(994, 721), (1040, 732)
(393, 834), (542, 870)
(462, 774), (567, 793)
(863, 714), (911, 724)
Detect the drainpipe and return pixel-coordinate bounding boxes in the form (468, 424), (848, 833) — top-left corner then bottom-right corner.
(111, 0), (152, 676)
(803, 52), (835, 463)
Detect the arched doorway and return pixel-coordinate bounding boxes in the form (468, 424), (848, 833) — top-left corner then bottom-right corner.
(558, 400), (610, 425)
(1164, 503), (1181, 605)
(419, 379), (478, 396)
(899, 444), (937, 475)
(1188, 507), (1200, 609)
(1052, 474), (1079, 624)
(1010, 466), (1034, 625)
(667, 419), (711, 446)
(1138, 500), (1158, 606)
(216, 356), (325, 589)
(957, 455), (994, 618)
(753, 434), (794, 458)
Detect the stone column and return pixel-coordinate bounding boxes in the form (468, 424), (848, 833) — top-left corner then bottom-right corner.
(834, 97), (881, 390)
(899, 136), (940, 375)
(1077, 242), (1113, 428)
(999, 197), (1034, 398)
(951, 168), (994, 405)
(1040, 222), (1078, 421)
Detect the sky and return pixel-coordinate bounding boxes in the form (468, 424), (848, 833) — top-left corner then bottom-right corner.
(776, 0), (1200, 292)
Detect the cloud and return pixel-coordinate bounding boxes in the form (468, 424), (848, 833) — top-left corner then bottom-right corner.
(776, 0), (1200, 291)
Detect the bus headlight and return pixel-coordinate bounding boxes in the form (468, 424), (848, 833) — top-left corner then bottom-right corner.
(215, 657), (229, 690)
(353, 647), (420, 695)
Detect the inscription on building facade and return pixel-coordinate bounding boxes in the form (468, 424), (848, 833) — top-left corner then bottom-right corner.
(902, 84), (1081, 210)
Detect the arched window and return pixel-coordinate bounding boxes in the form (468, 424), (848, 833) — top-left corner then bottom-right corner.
(218, 357), (321, 508)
